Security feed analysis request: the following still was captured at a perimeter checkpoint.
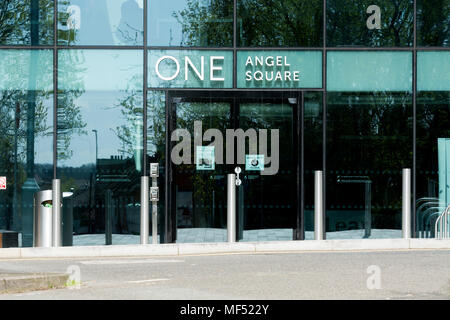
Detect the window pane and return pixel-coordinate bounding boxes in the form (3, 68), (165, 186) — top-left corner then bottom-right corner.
(416, 50), (450, 237)
(0, 0), (54, 45)
(59, 50), (143, 91)
(0, 50), (53, 91)
(326, 92), (412, 239)
(327, 49), (413, 240)
(58, 0), (144, 46)
(237, 0), (323, 47)
(303, 92), (323, 240)
(416, 92), (450, 237)
(327, 51), (412, 92)
(148, 0), (233, 47)
(417, 0), (450, 47)
(173, 100), (230, 242)
(418, 51), (450, 91)
(327, 0), (413, 47)
(147, 90), (165, 243)
(57, 50), (143, 245)
(0, 50), (53, 247)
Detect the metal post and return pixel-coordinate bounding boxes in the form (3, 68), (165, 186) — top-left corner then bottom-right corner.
(105, 189), (113, 245)
(402, 168), (412, 239)
(314, 170), (324, 240)
(238, 184), (244, 240)
(443, 205), (449, 239)
(227, 174), (236, 243)
(52, 179), (62, 247)
(140, 176), (149, 244)
(364, 182), (372, 238)
(152, 177), (158, 244)
(62, 191), (73, 246)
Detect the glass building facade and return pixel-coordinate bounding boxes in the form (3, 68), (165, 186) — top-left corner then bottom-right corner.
(0, 0), (448, 247)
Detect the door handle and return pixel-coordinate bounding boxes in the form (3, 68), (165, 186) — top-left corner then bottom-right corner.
(235, 167), (242, 186)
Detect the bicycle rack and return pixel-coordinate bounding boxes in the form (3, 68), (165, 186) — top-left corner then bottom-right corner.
(435, 205), (450, 239)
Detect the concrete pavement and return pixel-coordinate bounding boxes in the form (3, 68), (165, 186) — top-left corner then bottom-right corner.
(0, 238), (450, 259)
(0, 249), (449, 300)
(1, 238), (449, 297)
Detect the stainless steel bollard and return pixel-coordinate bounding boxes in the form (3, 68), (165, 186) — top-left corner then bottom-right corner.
(52, 179), (62, 247)
(364, 182), (372, 238)
(238, 184), (244, 240)
(105, 189), (113, 245)
(152, 202), (158, 245)
(140, 176), (149, 244)
(227, 174), (236, 243)
(314, 170), (324, 240)
(62, 191), (74, 246)
(402, 168), (411, 239)
(33, 190), (53, 247)
(151, 179), (158, 245)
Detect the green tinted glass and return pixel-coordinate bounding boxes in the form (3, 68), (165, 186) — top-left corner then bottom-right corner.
(58, 50), (143, 91)
(0, 50), (53, 91)
(327, 51), (412, 92)
(417, 51), (450, 91)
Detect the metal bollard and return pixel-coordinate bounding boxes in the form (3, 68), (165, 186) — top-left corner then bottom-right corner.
(402, 168), (411, 239)
(140, 176), (149, 245)
(314, 170), (324, 240)
(52, 179), (62, 247)
(152, 201), (158, 245)
(227, 174), (236, 243)
(62, 191), (74, 246)
(105, 189), (113, 245)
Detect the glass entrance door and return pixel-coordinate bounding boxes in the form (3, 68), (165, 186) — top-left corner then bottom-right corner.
(238, 97), (298, 242)
(171, 95), (231, 243)
(167, 91), (300, 243)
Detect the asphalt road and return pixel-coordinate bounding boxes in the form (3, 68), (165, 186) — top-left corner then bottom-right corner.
(0, 249), (449, 300)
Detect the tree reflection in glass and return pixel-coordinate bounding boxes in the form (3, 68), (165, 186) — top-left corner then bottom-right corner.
(58, 0), (143, 46)
(148, 0), (233, 47)
(416, 91), (450, 236)
(57, 50), (143, 242)
(237, 0), (323, 47)
(327, 0), (413, 47)
(0, 0), (54, 45)
(327, 92), (412, 238)
(417, 0), (449, 47)
(0, 50), (54, 246)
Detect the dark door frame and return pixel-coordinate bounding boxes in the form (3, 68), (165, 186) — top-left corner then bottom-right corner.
(164, 90), (304, 243)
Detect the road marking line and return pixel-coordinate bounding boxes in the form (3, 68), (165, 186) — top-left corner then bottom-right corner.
(125, 278), (170, 284)
(79, 259), (184, 265)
